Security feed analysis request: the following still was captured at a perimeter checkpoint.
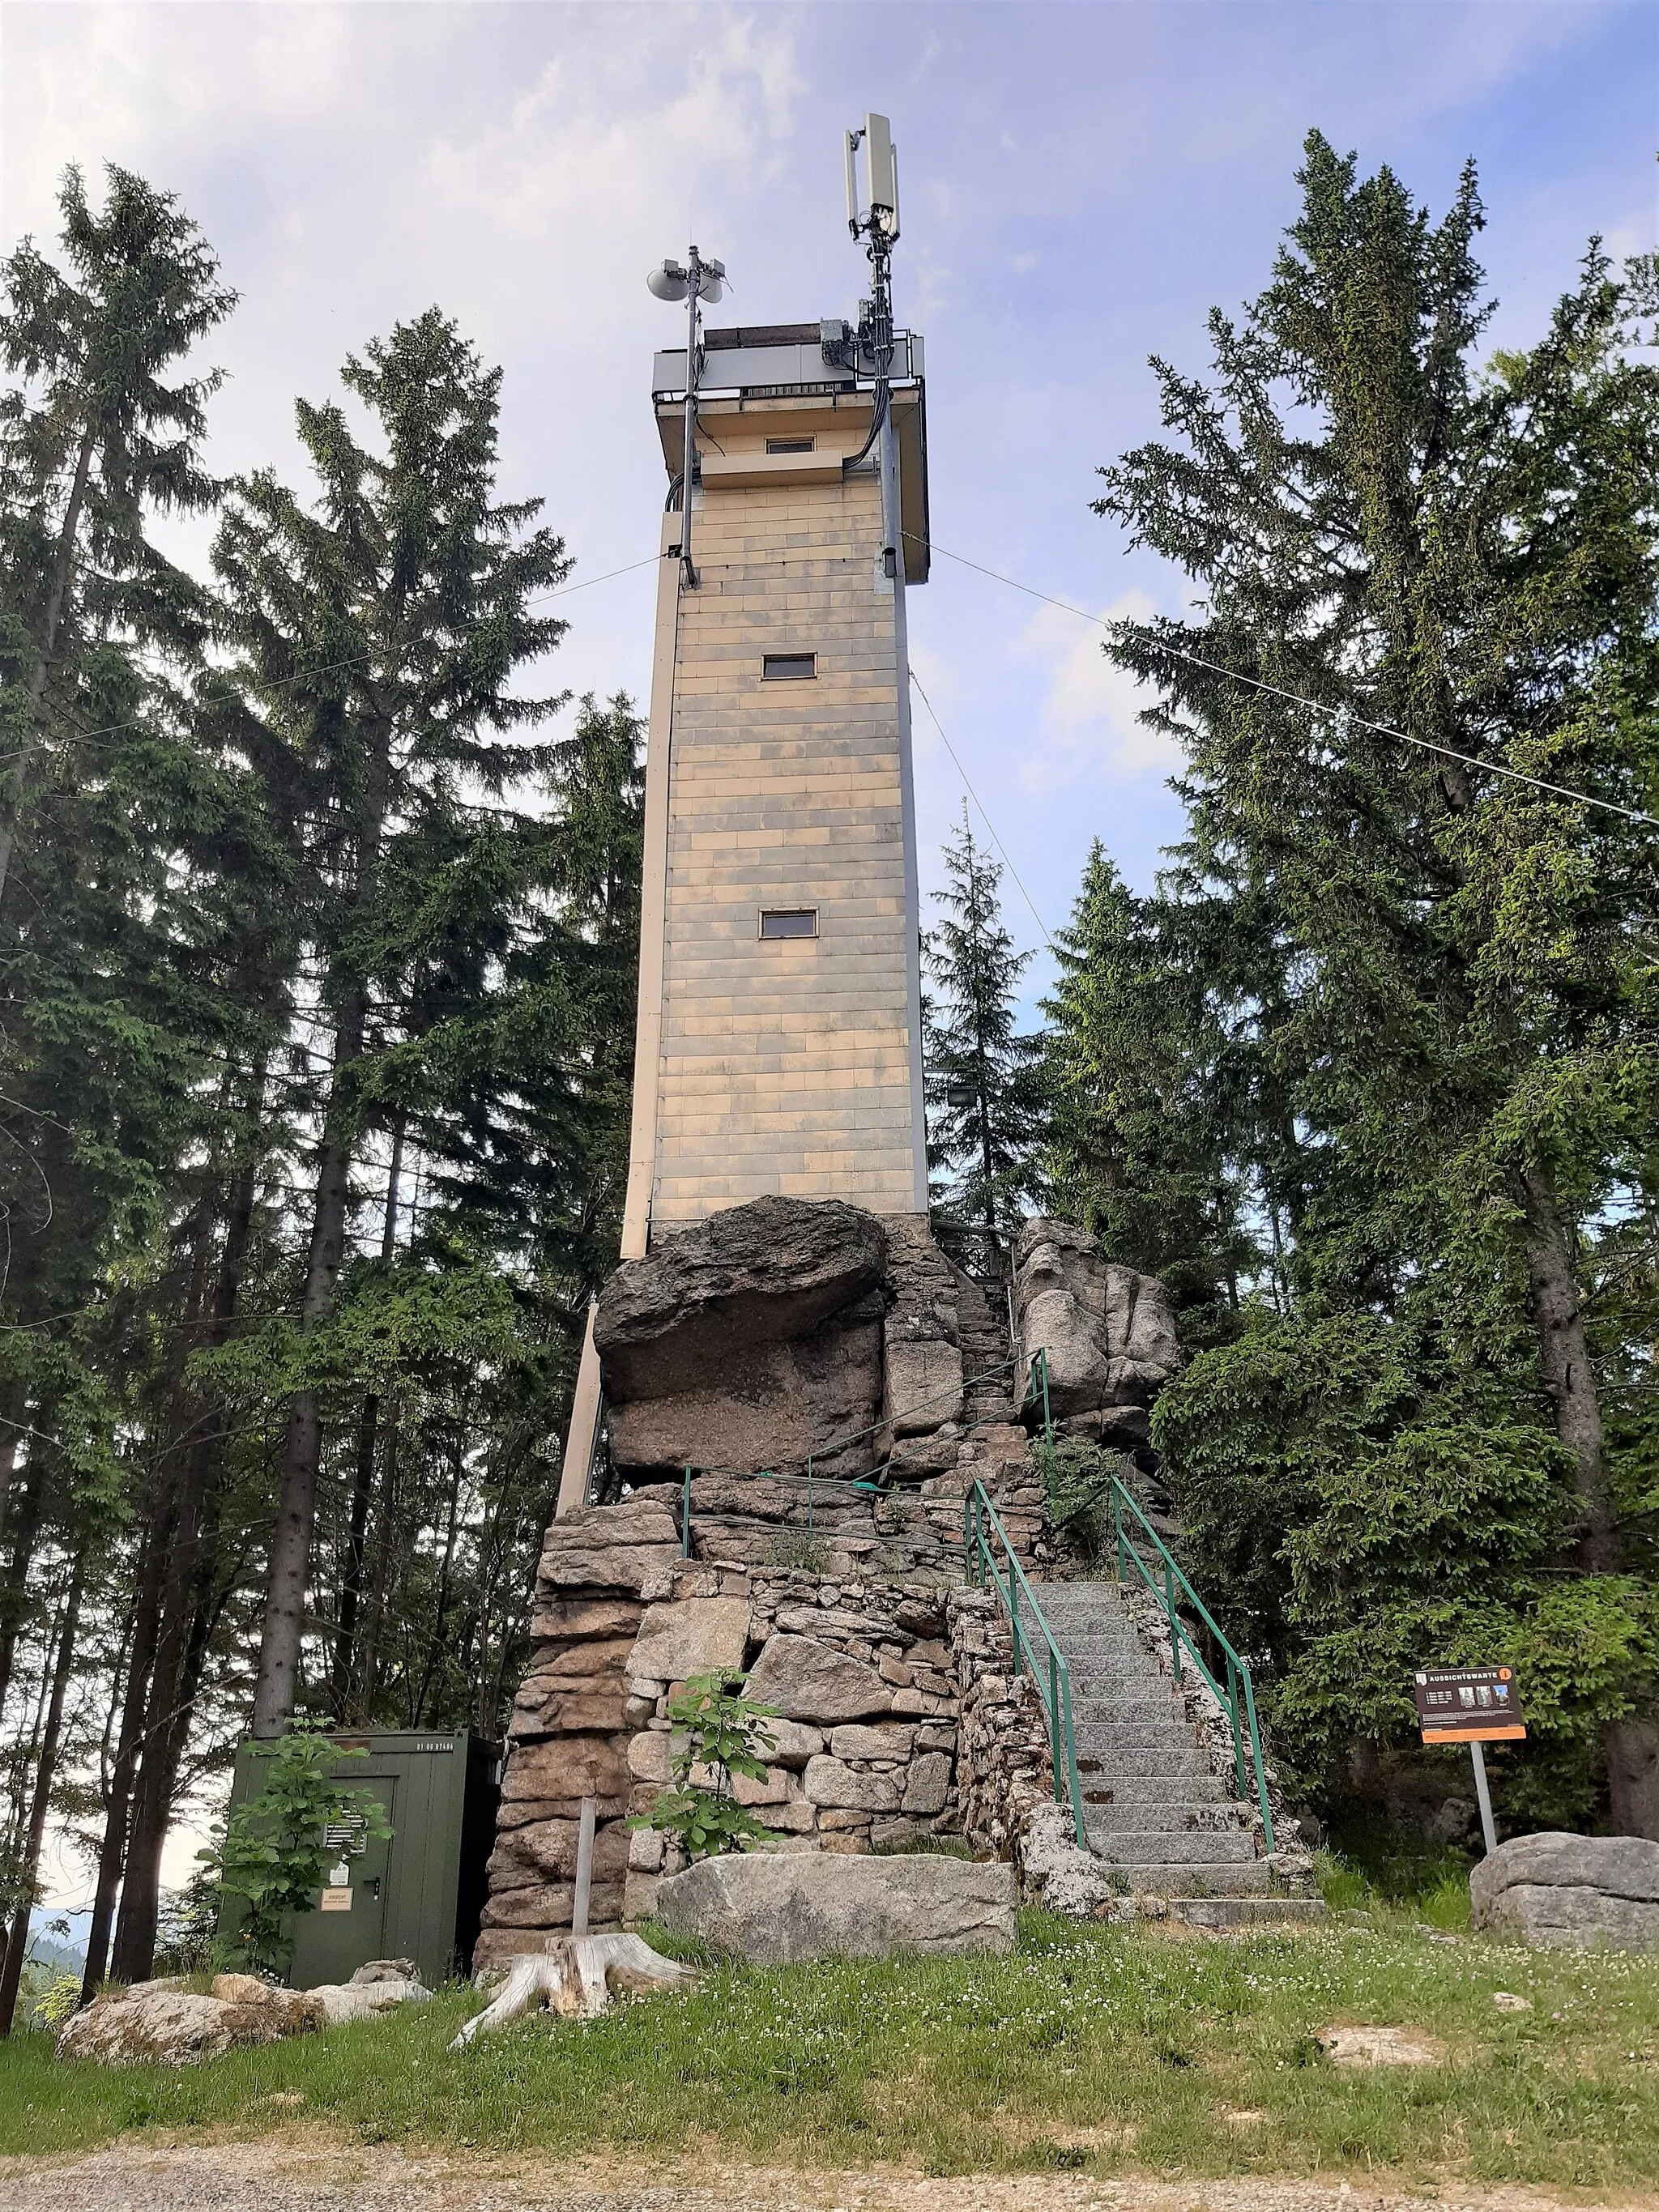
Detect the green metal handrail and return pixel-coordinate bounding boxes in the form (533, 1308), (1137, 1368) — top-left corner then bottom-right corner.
(1107, 1473), (1275, 1853)
(963, 1477), (1085, 1847)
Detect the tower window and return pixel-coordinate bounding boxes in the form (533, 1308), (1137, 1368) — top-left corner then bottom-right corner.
(761, 653), (816, 680)
(759, 908), (817, 940)
(766, 437), (815, 454)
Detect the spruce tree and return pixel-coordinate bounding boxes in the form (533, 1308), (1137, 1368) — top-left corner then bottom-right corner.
(1096, 134), (1659, 1826)
(922, 810), (1044, 1265)
(208, 309), (571, 1741)
(1040, 842), (1253, 1337)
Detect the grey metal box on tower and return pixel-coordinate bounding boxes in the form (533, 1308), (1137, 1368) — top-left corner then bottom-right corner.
(217, 1730), (501, 1990)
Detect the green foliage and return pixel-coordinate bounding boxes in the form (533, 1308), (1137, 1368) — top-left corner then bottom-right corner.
(198, 1720), (391, 1980)
(629, 1672), (779, 1861)
(1153, 1309), (1659, 1819)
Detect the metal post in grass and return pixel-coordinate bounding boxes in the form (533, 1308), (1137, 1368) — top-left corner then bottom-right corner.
(571, 1796), (596, 1937)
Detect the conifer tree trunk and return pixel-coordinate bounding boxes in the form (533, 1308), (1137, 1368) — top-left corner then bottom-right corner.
(253, 718), (391, 1737)
(1518, 1166), (1617, 1570)
(328, 1119), (403, 1718)
(112, 1108), (265, 1979)
(350, 1397), (401, 1725)
(80, 1524), (165, 2000)
(0, 1552), (83, 2035)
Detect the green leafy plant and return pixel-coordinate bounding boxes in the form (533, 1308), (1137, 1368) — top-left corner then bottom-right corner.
(198, 1718), (392, 1980)
(629, 1671), (779, 1860)
(31, 1974), (83, 2031)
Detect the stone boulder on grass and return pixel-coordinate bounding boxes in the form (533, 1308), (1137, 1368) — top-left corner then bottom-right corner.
(1469, 1831), (1659, 1950)
(55, 1960), (429, 2065)
(655, 1849), (1017, 1965)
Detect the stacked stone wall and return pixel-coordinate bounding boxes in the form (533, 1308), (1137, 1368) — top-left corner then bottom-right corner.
(480, 1417), (1047, 1954)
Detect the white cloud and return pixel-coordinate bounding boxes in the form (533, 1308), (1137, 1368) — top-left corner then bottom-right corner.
(1013, 590), (1183, 791)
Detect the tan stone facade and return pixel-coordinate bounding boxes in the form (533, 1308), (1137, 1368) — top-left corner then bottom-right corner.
(621, 386), (928, 1254)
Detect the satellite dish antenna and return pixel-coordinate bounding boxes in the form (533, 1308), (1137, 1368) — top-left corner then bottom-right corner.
(646, 243), (727, 586)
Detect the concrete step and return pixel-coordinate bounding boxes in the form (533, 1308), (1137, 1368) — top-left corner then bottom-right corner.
(1071, 1691), (1189, 1720)
(1108, 1859), (1278, 1897)
(1070, 1720), (1203, 1750)
(1085, 1826), (1258, 1865)
(1166, 1896), (1327, 1929)
(1073, 1745), (1217, 1779)
(1081, 1798), (1248, 1833)
(1075, 1768), (1230, 1803)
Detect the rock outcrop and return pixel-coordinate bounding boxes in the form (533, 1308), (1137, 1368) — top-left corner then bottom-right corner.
(54, 1962), (426, 2065)
(595, 1196), (890, 1481)
(655, 1850), (1017, 1963)
(1469, 1831), (1659, 1950)
(1013, 1218), (1181, 1454)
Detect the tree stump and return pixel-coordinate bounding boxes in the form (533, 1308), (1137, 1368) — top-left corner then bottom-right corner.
(450, 1934), (699, 2047)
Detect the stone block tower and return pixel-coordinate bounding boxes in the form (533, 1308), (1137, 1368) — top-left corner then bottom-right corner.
(556, 130), (932, 1515)
(621, 323), (931, 1250)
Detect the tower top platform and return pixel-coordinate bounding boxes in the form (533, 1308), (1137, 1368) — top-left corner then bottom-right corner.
(650, 323), (928, 586)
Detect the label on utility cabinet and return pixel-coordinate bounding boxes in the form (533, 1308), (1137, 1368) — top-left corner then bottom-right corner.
(319, 1888), (353, 1912)
(1414, 1666), (1526, 1742)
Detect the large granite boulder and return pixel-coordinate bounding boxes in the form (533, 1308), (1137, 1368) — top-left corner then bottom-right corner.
(655, 1850), (1017, 1963)
(1013, 1218), (1180, 1451)
(1469, 1831), (1659, 1950)
(595, 1197), (889, 1481)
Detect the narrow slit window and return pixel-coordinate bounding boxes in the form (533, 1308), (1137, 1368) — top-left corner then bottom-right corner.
(761, 652), (817, 680)
(766, 437), (815, 454)
(759, 908), (817, 940)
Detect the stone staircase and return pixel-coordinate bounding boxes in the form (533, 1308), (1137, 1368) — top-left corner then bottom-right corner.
(1035, 1578), (1323, 1927)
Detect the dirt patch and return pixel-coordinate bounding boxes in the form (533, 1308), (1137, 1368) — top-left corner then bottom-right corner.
(1316, 2026), (1444, 2069)
(0, 2143), (1653, 2212)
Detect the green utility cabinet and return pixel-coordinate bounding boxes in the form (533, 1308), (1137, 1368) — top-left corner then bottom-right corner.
(220, 1731), (501, 1991)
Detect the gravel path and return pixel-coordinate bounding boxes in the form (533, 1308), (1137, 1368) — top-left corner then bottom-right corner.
(0, 2144), (1648, 2212)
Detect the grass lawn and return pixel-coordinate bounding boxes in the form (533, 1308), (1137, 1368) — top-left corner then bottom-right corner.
(4, 1905), (1657, 2189)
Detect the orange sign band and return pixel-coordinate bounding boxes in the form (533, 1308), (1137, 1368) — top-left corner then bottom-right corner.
(1420, 1724), (1527, 1743)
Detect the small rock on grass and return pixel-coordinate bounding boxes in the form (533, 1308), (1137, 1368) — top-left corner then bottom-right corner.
(1492, 1990), (1533, 2012)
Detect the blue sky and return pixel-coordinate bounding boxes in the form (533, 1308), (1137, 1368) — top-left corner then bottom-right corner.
(3, 0), (1654, 1008)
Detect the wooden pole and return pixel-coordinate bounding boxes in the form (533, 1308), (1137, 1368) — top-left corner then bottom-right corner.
(571, 1796), (596, 1937)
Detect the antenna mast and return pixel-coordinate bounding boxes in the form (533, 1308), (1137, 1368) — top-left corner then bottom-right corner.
(845, 113), (902, 578)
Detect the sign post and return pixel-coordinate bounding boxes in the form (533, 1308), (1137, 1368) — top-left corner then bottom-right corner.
(1413, 1666), (1525, 1856)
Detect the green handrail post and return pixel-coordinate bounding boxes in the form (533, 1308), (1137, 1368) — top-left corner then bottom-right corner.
(1048, 1647), (1063, 1802)
(681, 1464), (692, 1558)
(1165, 1562), (1180, 1682)
(1239, 1662), (1274, 1852)
(1227, 1662), (1245, 1801)
(1114, 1487), (1124, 1584)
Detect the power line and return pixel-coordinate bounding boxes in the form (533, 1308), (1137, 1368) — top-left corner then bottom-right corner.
(906, 670), (1054, 948)
(906, 532), (1658, 830)
(4, 555), (664, 763)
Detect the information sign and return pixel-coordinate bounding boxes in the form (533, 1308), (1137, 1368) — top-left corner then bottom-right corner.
(1413, 1666), (1525, 1743)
